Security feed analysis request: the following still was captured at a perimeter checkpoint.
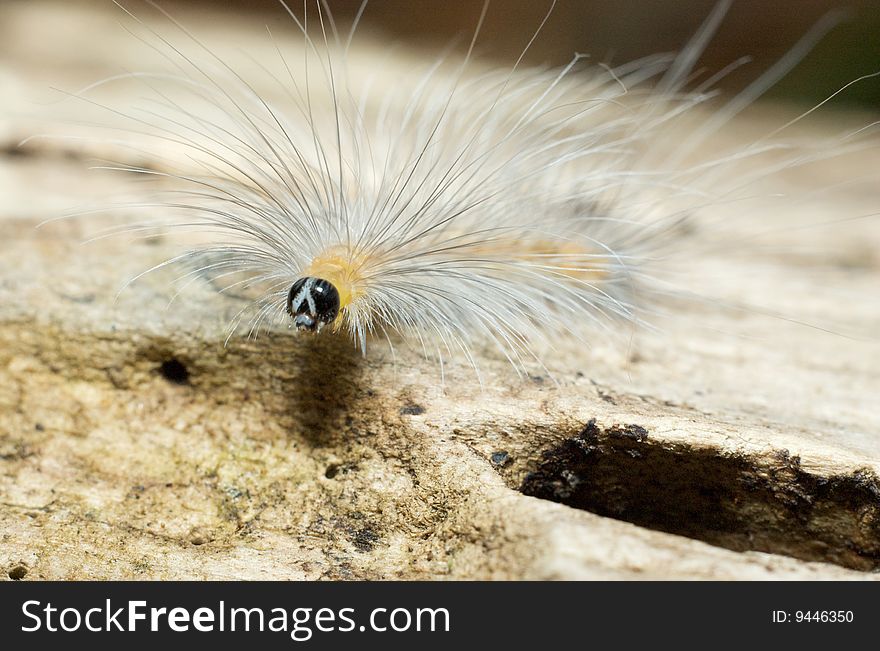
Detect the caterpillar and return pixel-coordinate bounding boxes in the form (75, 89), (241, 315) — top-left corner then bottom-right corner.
(54, 0), (879, 380)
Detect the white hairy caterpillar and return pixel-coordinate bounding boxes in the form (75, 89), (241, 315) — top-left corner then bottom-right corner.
(56, 0), (878, 379)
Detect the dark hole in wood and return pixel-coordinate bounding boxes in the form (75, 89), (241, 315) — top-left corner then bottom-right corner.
(8, 565), (28, 580)
(159, 358), (190, 385)
(519, 420), (880, 571)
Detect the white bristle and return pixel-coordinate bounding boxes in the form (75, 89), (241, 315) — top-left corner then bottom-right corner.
(57, 0), (878, 378)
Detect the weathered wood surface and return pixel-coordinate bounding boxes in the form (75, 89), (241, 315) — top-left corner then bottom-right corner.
(1, 0), (879, 580)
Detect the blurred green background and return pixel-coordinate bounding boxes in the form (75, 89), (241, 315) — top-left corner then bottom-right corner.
(158, 0), (880, 110)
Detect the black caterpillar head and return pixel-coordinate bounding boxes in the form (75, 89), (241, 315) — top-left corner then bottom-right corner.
(286, 277), (340, 332)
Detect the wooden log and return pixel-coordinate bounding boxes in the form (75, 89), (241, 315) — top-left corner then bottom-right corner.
(1, 0), (879, 580)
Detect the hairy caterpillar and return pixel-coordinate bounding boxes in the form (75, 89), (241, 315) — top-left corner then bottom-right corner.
(51, 0), (879, 380)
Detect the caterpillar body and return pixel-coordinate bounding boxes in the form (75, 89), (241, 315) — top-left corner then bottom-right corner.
(64, 0), (878, 379)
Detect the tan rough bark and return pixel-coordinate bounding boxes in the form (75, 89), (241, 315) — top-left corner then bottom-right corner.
(1, 0), (879, 580)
